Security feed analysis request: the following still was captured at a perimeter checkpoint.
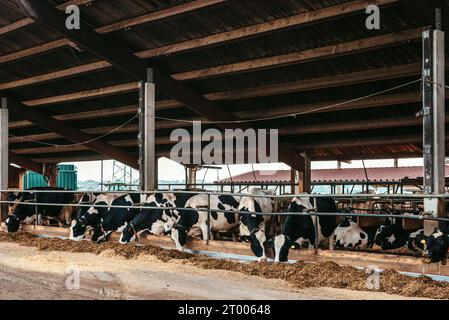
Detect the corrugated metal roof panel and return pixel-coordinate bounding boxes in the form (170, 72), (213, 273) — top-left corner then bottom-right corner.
(216, 166), (449, 184)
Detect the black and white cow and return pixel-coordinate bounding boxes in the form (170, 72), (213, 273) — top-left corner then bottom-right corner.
(70, 193), (139, 242)
(119, 192), (196, 244)
(407, 229), (427, 253)
(372, 221), (416, 251)
(238, 189), (274, 262)
(6, 187), (75, 233)
(171, 194), (240, 251)
(269, 197), (338, 262)
(422, 227), (449, 264)
(333, 217), (369, 250)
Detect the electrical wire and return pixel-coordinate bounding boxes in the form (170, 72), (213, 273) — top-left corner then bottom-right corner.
(11, 114), (138, 147)
(155, 78), (422, 124)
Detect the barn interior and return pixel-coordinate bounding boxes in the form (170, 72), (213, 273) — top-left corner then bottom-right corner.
(0, 0), (447, 198)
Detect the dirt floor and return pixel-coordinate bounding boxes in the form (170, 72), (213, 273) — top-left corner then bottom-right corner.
(0, 241), (432, 300)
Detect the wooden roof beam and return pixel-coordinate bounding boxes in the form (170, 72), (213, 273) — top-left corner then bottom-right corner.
(0, 30), (421, 92)
(136, 0), (399, 59)
(174, 28), (422, 81)
(9, 91), (428, 143)
(8, 97), (138, 168)
(0, 0), (225, 66)
(17, 0), (305, 171)
(0, 0), (94, 37)
(8, 63), (424, 130)
(9, 152), (43, 174)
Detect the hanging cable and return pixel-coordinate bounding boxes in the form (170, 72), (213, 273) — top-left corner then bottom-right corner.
(155, 78), (421, 124)
(11, 114), (138, 148)
(226, 164), (233, 183)
(251, 163), (258, 182)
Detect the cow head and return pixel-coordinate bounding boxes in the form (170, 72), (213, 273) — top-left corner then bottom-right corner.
(422, 228), (449, 264)
(407, 229), (427, 253)
(5, 214), (20, 233)
(119, 194), (176, 243)
(70, 193), (97, 240)
(238, 196), (270, 262)
(70, 194), (112, 241)
(268, 234), (292, 262)
(6, 192), (36, 233)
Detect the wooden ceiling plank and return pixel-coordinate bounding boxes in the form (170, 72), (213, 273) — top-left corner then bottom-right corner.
(8, 97), (138, 168)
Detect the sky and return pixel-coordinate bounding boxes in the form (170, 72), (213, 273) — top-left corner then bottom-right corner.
(63, 157), (424, 184)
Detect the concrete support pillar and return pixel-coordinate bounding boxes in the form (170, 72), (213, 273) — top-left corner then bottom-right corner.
(139, 69), (157, 192)
(0, 98), (8, 221)
(422, 26), (446, 235)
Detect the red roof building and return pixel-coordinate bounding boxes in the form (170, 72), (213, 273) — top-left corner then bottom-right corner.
(216, 166), (449, 185)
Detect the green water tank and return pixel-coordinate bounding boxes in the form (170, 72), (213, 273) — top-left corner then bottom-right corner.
(22, 165), (78, 190)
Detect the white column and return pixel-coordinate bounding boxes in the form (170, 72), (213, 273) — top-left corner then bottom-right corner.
(0, 97), (8, 221)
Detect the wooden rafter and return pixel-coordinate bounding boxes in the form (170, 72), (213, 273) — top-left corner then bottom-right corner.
(0, 0), (94, 37)
(0, 0), (398, 66)
(17, 0), (306, 170)
(8, 97), (139, 168)
(0, 28), (420, 92)
(9, 62), (423, 130)
(9, 151), (43, 174)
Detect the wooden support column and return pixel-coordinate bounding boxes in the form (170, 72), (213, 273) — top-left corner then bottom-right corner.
(297, 152), (312, 194)
(139, 69), (157, 191)
(43, 164), (58, 187)
(0, 97), (8, 220)
(423, 22), (446, 235)
(186, 165), (198, 190)
(290, 169), (296, 194)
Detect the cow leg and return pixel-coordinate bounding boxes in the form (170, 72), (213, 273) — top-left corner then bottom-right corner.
(200, 223), (210, 241)
(328, 231), (335, 250)
(171, 228), (184, 252)
(232, 233), (239, 242)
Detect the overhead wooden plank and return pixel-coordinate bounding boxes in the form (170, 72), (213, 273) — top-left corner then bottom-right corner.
(8, 97), (138, 168)
(0, 18), (34, 36)
(9, 151), (43, 174)
(9, 123), (138, 143)
(173, 28), (422, 81)
(0, 38), (74, 65)
(0, 0), (222, 65)
(287, 134), (433, 149)
(0, 0), (399, 71)
(9, 105), (137, 129)
(11, 139), (136, 155)
(204, 62), (422, 101)
(136, 0), (399, 59)
(0, 0), (94, 37)
(12, 60), (421, 108)
(236, 91), (424, 119)
(24, 82), (138, 106)
(10, 119), (193, 144)
(0, 28), (419, 93)
(96, 0), (226, 33)
(17, 0), (304, 170)
(0, 61), (112, 91)
(8, 62), (423, 131)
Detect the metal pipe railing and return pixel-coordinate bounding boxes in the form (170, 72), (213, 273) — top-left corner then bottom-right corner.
(2, 188), (449, 199)
(2, 199), (449, 223)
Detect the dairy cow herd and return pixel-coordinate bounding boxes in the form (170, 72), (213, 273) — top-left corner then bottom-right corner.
(5, 187), (449, 264)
